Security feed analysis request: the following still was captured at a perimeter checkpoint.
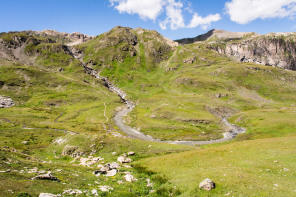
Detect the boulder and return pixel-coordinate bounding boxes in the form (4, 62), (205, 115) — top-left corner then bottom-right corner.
(199, 178), (215, 191)
(105, 169), (117, 177)
(127, 152), (136, 156)
(0, 96), (14, 108)
(21, 141), (29, 145)
(117, 156), (132, 163)
(124, 174), (137, 182)
(32, 173), (59, 181)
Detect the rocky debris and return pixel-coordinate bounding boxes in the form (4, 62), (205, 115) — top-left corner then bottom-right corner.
(146, 178), (153, 187)
(124, 173), (137, 182)
(0, 169), (11, 173)
(183, 57), (196, 64)
(199, 178), (215, 191)
(98, 186), (113, 192)
(21, 141), (29, 145)
(117, 155), (132, 163)
(39, 193), (59, 197)
(62, 145), (81, 157)
(122, 165), (132, 168)
(215, 93), (228, 98)
(63, 189), (82, 195)
(80, 156), (104, 166)
(0, 96), (14, 108)
(105, 169), (117, 177)
(31, 172), (59, 181)
(94, 162), (120, 175)
(127, 152), (136, 156)
(91, 189), (98, 196)
(112, 152), (117, 155)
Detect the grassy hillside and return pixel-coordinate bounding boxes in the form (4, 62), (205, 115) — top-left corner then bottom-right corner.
(79, 35), (296, 141)
(138, 136), (296, 196)
(0, 27), (295, 196)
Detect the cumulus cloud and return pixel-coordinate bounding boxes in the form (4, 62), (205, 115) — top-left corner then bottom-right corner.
(225, 0), (296, 24)
(110, 0), (221, 30)
(109, 0), (165, 20)
(188, 13), (221, 30)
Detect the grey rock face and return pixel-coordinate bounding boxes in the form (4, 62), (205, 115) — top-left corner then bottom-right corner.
(211, 35), (296, 71)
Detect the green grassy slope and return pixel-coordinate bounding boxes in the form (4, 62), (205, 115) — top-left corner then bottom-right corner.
(138, 136), (296, 196)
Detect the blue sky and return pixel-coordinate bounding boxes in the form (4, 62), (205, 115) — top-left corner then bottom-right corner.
(1, 0), (296, 40)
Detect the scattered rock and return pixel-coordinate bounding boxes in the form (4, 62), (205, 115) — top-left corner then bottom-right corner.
(0, 96), (14, 108)
(147, 178), (153, 187)
(21, 141), (29, 145)
(112, 152), (117, 155)
(183, 57), (196, 64)
(98, 186), (113, 192)
(124, 174), (137, 182)
(94, 162), (119, 175)
(62, 145), (80, 157)
(0, 169), (11, 173)
(63, 189), (83, 195)
(199, 178), (215, 191)
(284, 168), (290, 172)
(80, 156), (104, 166)
(117, 156), (132, 163)
(91, 189), (98, 196)
(32, 173), (59, 181)
(122, 165), (132, 168)
(39, 193), (58, 197)
(105, 169), (117, 177)
(128, 152), (135, 156)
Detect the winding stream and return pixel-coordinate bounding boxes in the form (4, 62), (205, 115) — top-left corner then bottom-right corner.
(70, 48), (246, 146)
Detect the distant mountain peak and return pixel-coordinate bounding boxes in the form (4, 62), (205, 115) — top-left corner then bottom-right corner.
(175, 29), (260, 44)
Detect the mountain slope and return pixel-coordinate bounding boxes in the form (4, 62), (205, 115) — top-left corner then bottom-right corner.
(0, 27), (295, 196)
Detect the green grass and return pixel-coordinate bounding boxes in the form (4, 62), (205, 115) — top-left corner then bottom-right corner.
(138, 136), (296, 196)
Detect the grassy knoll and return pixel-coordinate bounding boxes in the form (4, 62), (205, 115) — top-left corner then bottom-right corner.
(138, 136), (296, 196)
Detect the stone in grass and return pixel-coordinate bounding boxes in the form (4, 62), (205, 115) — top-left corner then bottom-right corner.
(39, 193), (58, 197)
(105, 169), (117, 177)
(63, 189), (83, 195)
(128, 152), (136, 156)
(32, 173), (59, 181)
(98, 186), (113, 192)
(117, 156), (132, 163)
(199, 178), (215, 191)
(124, 174), (137, 182)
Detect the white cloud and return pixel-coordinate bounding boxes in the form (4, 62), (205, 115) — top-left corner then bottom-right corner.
(159, 0), (185, 30)
(188, 13), (221, 29)
(109, 0), (166, 20)
(225, 0), (296, 24)
(109, 0), (221, 30)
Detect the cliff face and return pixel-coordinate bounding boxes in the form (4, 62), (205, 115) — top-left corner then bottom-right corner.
(210, 33), (296, 71)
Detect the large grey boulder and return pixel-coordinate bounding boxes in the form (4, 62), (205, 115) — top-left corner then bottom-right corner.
(199, 178), (215, 191)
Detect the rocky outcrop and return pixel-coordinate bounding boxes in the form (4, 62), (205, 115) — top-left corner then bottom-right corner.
(210, 33), (296, 71)
(0, 96), (14, 108)
(176, 29), (259, 44)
